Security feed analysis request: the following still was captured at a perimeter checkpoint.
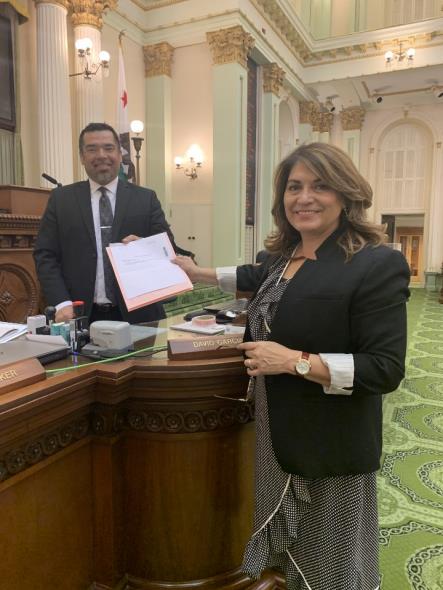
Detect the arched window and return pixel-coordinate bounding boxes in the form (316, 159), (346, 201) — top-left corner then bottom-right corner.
(380, 123), (430, 212)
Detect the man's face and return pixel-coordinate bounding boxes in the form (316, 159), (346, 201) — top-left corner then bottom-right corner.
(79, 130), (122, 185)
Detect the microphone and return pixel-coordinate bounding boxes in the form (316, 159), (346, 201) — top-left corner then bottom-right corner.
(42, 173), (62, 187)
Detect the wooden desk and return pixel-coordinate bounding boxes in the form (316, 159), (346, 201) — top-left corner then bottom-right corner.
(0, 321), (256, 590)
(0, 185), (50, 322)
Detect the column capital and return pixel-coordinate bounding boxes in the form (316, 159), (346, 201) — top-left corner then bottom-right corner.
(34, 0), (71, 9)
(143, 42), (174, 78)
(340, 106), (366, 131)
(68, 1), (117, 29)
(262, 63), (285, 96)
(312, 111), (333, 134)
(299, 101), (318, 125)
(206, 25), (254, 69)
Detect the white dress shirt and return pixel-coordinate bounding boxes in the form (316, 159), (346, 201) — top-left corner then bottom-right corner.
(56, 176), (119, 311)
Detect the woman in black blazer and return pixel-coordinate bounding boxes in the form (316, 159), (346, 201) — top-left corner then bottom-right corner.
(174, 143), (410, 590)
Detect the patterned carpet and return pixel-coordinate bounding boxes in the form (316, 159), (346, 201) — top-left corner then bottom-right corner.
(378, 288), (443, 590)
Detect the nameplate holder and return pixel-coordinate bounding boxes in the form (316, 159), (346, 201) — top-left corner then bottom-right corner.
(167, 334), (243, 360)
(0, 358), (46, 395)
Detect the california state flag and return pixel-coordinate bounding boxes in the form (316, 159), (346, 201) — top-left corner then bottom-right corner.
(117, 39), (135, 182)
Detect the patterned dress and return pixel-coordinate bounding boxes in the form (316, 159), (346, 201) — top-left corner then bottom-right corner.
(241, 256), (380, 590)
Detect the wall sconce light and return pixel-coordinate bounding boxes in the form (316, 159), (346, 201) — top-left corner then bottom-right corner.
(130, 120), (144, 185)
(70, 38), (110, 80)
(384, 42), (415, 69)
(174, 144), (203, 180)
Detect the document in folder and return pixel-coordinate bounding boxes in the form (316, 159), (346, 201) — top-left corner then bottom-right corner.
(106, 232), (193, 311)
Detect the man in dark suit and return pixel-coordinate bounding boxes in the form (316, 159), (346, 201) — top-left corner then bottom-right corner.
(34, 122), (174, 324)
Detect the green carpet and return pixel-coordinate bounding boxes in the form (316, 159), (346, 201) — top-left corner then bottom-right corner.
(163, 283), (232, 317)
(378, 289), (443, 590)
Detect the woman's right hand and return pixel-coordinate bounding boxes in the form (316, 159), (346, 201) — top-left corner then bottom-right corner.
(172, 255), (200, 282)
(172, 255), (218, 285)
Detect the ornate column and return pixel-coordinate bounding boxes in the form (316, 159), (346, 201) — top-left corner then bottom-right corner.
(339, 106), (366, 168)
(69, 1), (116, 179)
(299, 101), (316, 144)
(143, 42), (174, 215)
(34, 0), (73, 187)
(312, 110), (333, 143)
(258, 63), (285, 250)
(207, 25), (254, 266)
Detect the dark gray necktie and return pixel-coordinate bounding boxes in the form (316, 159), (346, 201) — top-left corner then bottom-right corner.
(99, 186), (116, 304)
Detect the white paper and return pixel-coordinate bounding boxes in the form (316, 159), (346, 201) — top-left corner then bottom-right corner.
(0, 322), (28, 343)
(26, 333), (68, 346)
(170, 321), (225, 335)
(108, 233), (188, 299)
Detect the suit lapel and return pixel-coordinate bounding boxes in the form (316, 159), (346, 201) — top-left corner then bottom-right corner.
(75, 181), (96, 249)
(112, 180), (133, 241)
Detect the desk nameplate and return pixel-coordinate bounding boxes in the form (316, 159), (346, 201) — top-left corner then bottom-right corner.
(168, 334), (243, 360)
(0, 358), (45, 395)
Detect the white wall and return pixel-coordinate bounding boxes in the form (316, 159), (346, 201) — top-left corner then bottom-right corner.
(171, 43), (213, 204)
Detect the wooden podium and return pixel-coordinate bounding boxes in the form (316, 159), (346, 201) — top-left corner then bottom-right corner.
(0, 331), (262, 590)
(0, 185), (50, 323)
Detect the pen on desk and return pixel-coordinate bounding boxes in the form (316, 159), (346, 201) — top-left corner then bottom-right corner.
(162, 246), (168, 257)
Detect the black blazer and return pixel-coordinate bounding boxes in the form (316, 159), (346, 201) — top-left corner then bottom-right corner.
(238, 229), (410, 478)
(34, 179), (172, 323)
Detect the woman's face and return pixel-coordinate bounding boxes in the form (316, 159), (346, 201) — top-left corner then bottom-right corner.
(283, 161), (344, 240)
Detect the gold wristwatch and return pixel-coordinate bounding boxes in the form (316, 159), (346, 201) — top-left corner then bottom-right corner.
(295, 351), (311, 376)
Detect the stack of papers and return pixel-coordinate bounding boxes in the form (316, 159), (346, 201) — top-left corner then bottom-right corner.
(107, 232), (193, 312)
(0, 322), (28, 343)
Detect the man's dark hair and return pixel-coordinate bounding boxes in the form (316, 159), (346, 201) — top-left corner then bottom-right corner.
(79, 122), (120, 152)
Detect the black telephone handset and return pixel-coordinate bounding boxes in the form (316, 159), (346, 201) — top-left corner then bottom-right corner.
(183, 309), (207, 321)
(215, 310), (240, 324)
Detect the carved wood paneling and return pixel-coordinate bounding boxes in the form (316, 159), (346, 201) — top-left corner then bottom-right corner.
(0, 355), (255, 589)
(0, 263), (39, 322)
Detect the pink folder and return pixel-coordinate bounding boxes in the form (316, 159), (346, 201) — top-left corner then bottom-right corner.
(106, 234), (193, 312)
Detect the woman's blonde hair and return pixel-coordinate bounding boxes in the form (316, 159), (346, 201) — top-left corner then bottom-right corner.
(265, 142), (386, 259)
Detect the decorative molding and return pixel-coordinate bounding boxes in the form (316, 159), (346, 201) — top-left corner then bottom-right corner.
(143, 42), (174, 77)
(299, 101), (318, 125)
(0, 264), (39, 320)
(0, 416), (90, 483)
(0, 214), (41, 232)
(69, 1), (117, 29)
(340, 106), (366, 131)
(312, 111), (333, 134)
(0, 235), (35, 249)
(34, 0), (71, 9)
(206, 25), (254, 69)
(0, 399), (254, 482)
(250, 0), (443, 66)
(262, 63), (285, 96)
(91, 402), (254, 436)
(300, 100), (334, 131)
(250, 0), (310, 61)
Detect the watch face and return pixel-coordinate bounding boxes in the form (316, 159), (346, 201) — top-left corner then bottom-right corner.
(296, 359), (311, 375)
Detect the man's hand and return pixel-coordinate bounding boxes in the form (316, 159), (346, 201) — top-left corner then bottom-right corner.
(122, 234), (140, 244)
(55, 305), (74, 322)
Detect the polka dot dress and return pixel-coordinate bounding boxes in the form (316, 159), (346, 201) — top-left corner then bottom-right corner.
(241, 256), (380, 590)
